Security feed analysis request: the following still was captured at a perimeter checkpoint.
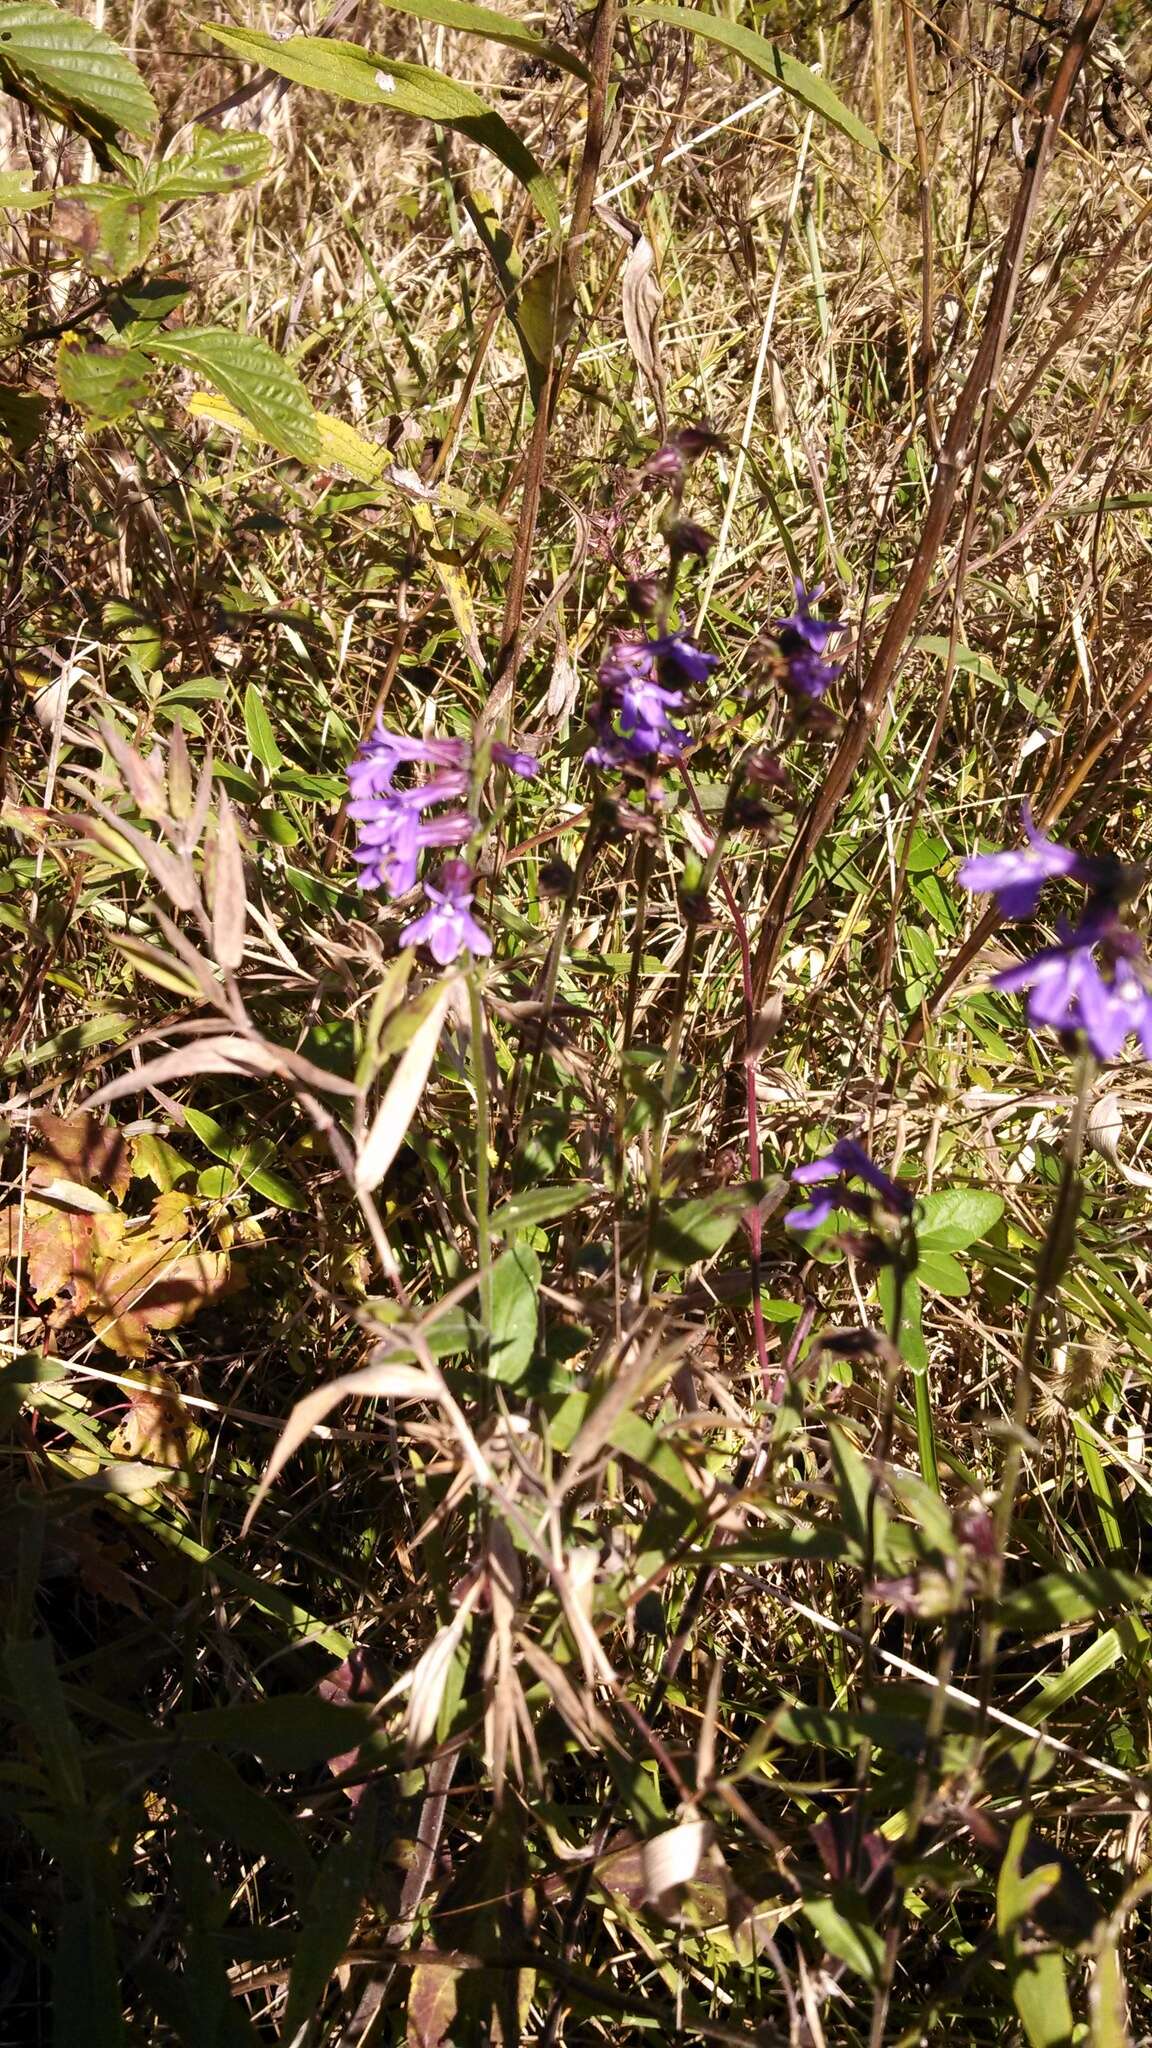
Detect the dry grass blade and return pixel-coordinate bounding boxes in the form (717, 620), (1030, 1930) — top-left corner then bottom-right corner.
(211, 789), (247, 971)
(240, 1360), (434, 1535)
(355, 977), (459, 1192)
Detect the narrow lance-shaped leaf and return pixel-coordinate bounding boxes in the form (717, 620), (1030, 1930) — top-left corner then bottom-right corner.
(207, 23), (559, 234)
(630, 3), (884, 155)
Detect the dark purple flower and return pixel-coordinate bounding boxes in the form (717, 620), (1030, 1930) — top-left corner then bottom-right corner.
(958, 805), (1092, 919)
(651, 633), (720, 684)
(786, 1136), (911, 1234)
(772, 580), (846, 700)
(665, 519), (716, 560)
(350, 803), (472, 897)
(491, 741), (539, 781)
(401, 859), (491, 964)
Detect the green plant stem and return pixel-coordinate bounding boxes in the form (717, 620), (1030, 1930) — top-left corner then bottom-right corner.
(912, 1364), (939, 1494)
(468, 971), (493, 1355)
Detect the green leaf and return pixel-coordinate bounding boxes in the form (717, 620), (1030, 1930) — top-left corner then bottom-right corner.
(630, 3), (882, 154)
(143, 327), (320, 461)
(182, 1106), (306, 1211)
(916, 1188), (1004, 1250)
(998, 1817), (1063, 1935)
(1000, 1568), (1152, 1634)
(54, 1893), (125, 2048)
(56, 333), (151, 420)
(487, 1243), (540, 1384)
(206, 24), (559, 234)
(827, 1421), (891, 1564)
(1008, 1947), (1077, 2048)
(242, 681), (285, 774)
(913, 635), (1005, 687)
(171, 1751), (315, 1896)
(284, 1807), (375, 2039)
(876, 1268), (928, 1373)
(649, 1186), (750, 1271)
(348, 0), (589, 78)
(0, 380), (50, 453)
(492, 1181), (594, 1236)
(0, 0), (156, 145)
(174, 1695), (378, 1770)
(147, 126), (273, 199)
(803, 1894), (885, 1983)
(2, 1638), (84, 1803)
(917, 1249), (970, 1297)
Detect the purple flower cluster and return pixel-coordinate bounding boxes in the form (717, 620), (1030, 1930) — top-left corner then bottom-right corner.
(772, 581), (846, 700)
(585, 632), (718, 773)
(785, 1137), (912, 1235)
(959, 808), (1152, 1061)
(347, 722), (536, 963)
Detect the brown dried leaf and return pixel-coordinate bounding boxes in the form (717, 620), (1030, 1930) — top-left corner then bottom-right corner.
(108, 1366), (207, 1467)
(406, 1956), (461, 2048)
(166, 720), (193, 821)
(98, 718), (169, 821)
(89, 1222), (233, 1359)
(28, 1111), (131, 1199)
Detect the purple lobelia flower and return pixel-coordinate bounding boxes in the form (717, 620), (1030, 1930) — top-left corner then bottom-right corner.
(401, 859), (492, 964)
(994, 906), (1152, 1061)
(347, 721), (536, 897)
(772, 580), (846, 700)
(786, 1136), (912, 1234)
(958, 805), (1102, 920)
(585, 631), (715, 772)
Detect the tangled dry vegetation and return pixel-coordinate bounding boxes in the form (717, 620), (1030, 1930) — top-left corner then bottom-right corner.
(4, 0), (1152, 2040)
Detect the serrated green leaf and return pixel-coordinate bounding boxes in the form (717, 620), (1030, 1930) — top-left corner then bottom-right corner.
(182, 1106), (305, 1211)
(242, 681), (285, 773)
(144, 326), (320, 461)
(52, 184), (161, 277)
(0, 0), (156, 143)
(148, 126), (272, 199)
(917, 1188), (1004, 1250)
(56, 333), (151, 420)
(206, 24), (559, 233)
(630, 3), (882, 154)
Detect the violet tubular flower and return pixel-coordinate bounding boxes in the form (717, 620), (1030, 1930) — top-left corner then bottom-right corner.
(958, 805), (1100, 920)
(772, 580), (846, 701)
(994, 909), (1152, 1062)
(401, 860), (492, 965)
(786, 1137), (912, 1235)
(347, 720), (536, 899)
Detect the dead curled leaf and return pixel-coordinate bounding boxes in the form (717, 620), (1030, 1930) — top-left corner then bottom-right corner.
(108, 1367), (208, 1468)
(0, 1184), (237, 1359)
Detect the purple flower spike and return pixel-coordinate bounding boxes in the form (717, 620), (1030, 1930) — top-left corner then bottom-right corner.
(585, 630), (716, 773)
(401, 860), (492, 965)
(958, 805), (1087, 920)
(491, 742), (539, 780)
(772, 581), (846, 700)
(786, 1136), (911, 1235)
(347, 722), (538, 899)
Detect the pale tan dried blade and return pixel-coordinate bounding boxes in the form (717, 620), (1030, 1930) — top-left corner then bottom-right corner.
(355, 980), (458, 1193)
(167, 720), (193, 821)
(211, 790), (247, 971)
(241, 1360), (433, 1536)
(97, 718), (169, 822)
(80, 801), (201, 914)
(149, 906), (223, 1003)
(186, 745), (216, 852)
(641, 1815), (711, 1904)
(82, 1040), (254, 1109)
(405, 1585), (479, 1759)
(172, 1030), (361, 1098)
(621, 233), (664, 395)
